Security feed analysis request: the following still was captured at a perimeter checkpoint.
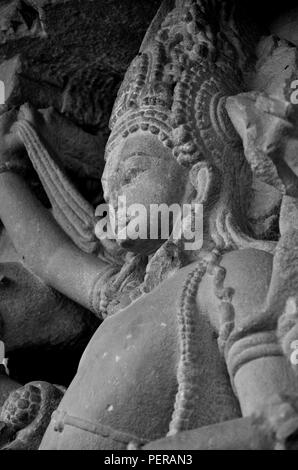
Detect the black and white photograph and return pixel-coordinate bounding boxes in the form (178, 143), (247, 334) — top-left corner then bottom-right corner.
(0, 0), (297, 456)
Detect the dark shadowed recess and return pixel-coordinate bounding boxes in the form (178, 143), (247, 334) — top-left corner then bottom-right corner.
(7, 324), (100, 387)
(239, 0), (298, 29)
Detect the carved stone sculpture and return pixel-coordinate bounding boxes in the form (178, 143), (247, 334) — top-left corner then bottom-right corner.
(0, 0), (298, 451)
(0, 381), (64, 449)
(37, 0), (298, 450)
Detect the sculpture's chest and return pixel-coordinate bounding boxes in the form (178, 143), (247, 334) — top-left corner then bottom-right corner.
(40, 262), (240, 449)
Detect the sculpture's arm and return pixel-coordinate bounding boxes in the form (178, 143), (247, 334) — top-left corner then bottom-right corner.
(0, 169), (116, 317)
(14, 104), (100, 255)
(224, 90), (298, 417)
(0, 108), (114, 317)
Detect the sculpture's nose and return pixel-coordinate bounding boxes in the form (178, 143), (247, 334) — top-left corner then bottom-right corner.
(101, 161), (121, 207)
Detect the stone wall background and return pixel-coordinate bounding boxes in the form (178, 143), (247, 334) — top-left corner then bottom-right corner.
(0, 0), (163, 133)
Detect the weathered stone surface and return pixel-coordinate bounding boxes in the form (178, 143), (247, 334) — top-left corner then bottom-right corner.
(0, 381), (64, 449)
(0, 261), (99, 352)
(0, 0), (163, 135)
(40, 262), (240, 450)
(19, 105), (106, 203)
(143, 417), (275, 450)
(0, 0), (45, 45)
(0, 0), (163, 205)
(0, 369), (21, 408)
(227, 36), (298, 197)
(271, 6), (298, 46)
(1, 0), (298, 452)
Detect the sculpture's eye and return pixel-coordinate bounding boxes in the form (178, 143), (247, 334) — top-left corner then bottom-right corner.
(122, 167), (148, 186)
(121, 154), (153, 186)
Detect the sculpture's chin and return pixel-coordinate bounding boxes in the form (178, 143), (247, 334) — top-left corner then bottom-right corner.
(112, 201), (173, 255)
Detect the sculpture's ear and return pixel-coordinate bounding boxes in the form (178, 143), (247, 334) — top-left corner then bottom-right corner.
(189, 161), (218, 204)
(140, 0), (175, 52)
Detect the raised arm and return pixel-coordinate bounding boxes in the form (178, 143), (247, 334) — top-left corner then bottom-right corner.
(0, 110), (115, 318)
(14, 104), (101, 255)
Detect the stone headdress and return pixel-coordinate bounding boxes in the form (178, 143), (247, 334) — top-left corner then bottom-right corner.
(106, 0), (258, 172)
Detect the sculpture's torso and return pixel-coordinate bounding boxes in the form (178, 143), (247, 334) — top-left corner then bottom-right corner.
(40, 248), (273, 449)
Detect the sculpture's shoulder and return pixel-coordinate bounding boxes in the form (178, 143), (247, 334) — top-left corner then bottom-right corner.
(40, 264), (198, 449)
(198, 248), (273, 329)
(80, 262), (199, 367)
